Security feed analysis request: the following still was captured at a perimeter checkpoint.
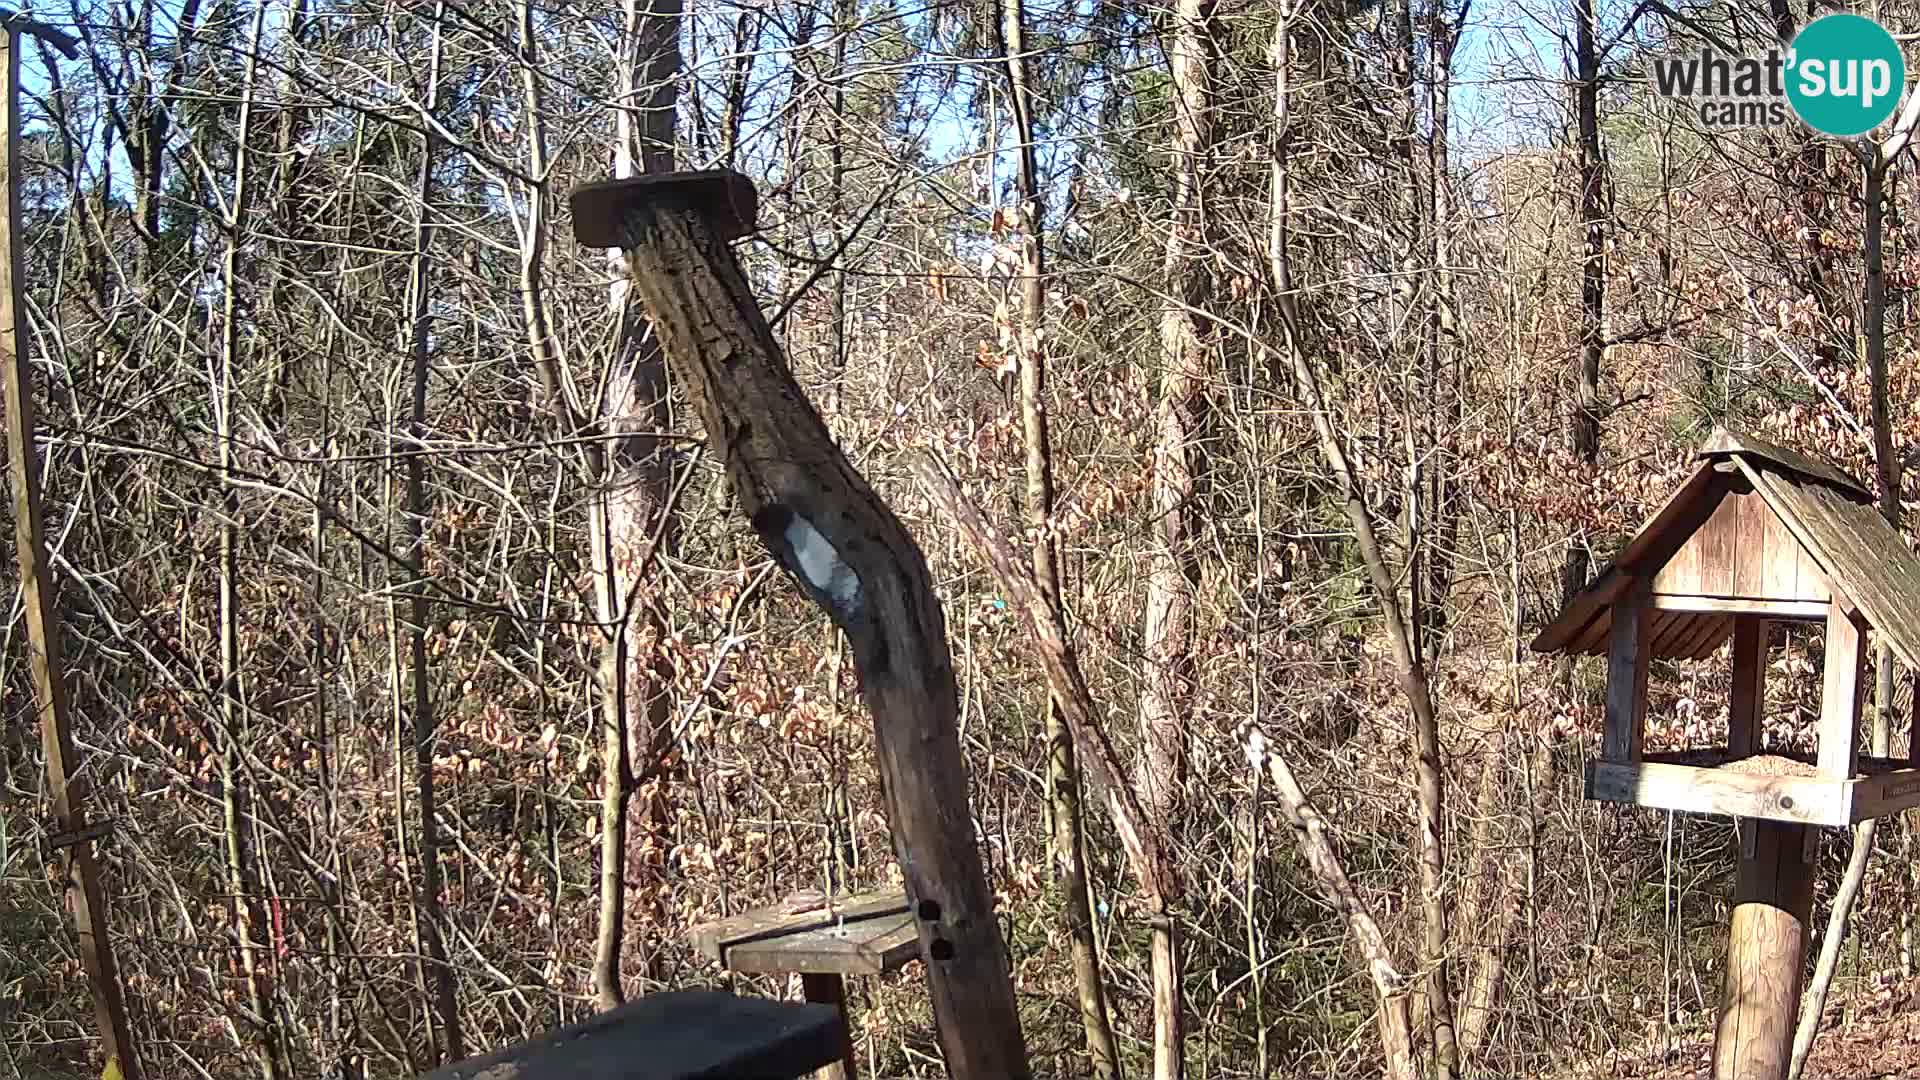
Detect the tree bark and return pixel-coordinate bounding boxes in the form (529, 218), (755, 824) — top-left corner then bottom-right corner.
(401, 7), (461, 1063)
(1789, 152), (1903, 1080)
(918, 452), (1182, 1010)
(1268, 5), (1453, 1073)
(215, 7), (288, 1076)
(1142, 0), (1219, 1071)
(998, 0), (1118, 1074)
(0, 28), (143, 1080)
(1562, 0), (1606, 607)
(1241, 727), (1417, 1080)
(591, 0), (683, 1008)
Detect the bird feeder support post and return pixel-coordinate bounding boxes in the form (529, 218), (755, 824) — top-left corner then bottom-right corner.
(0, 19), (142, 1080)
(571, 171), (1031, 1080)
(800, 973), (857, 1080)
(1714, 818), (1815, 1080)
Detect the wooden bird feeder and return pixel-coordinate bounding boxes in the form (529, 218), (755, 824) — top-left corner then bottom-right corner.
(1534, 426), (1920, 823)
(1534, 425), (1920, 1080)
(689, 889), (916, 1080)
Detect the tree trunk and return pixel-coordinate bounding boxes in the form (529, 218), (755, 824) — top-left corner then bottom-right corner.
(1143, 0), (1219, 1071)
(598, 189), (1032, 1076)
(1266, 11), (1451, 1066)
(217, 7), (287, 1076)
(1563, 0), (1606, 607)
(1790, 152), (1903, 1080)
(1243, 728), (1416, 1080)
(919, 454), (1181, 1077)
(591, 0), (684, 1008)
(401, 8), (460, 1063)
(997, 0), (1118, 1074)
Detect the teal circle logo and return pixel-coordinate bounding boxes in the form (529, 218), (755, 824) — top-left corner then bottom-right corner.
(1787, 14), (1905, 137)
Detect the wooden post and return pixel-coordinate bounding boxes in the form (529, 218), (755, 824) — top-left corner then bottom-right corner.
(801, 974), (858, 1080)
(1729, 617), (1768, 758)
(1603, 577), (1651, 762)
(1714, 819), (1815, 1080)
(570, 171), (1031, 1080)
(1818, 603), (1866, 779)
(0, 22), (142, 1080)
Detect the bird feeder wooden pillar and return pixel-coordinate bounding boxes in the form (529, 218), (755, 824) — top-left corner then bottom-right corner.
(1534, 427), (1920, 1080)
(566, 169), (1030, 1079)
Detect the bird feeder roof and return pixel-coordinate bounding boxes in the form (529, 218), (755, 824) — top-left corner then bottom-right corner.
(1532, 426), (1920, 670)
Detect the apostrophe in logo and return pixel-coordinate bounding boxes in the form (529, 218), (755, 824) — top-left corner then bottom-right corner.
(1786, 14), (1905, 137)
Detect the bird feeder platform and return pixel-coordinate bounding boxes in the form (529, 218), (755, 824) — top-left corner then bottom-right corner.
(689, 889), (915, 1080)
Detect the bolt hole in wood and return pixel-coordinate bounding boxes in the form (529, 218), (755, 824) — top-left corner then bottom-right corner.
(929, 939), (955, 962)
(917, 899), (941, 922)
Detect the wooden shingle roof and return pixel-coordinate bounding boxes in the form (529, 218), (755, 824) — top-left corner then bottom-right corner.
(1532, 427), (1920, 670)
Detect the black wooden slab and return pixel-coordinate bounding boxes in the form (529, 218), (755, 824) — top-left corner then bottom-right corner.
(418, 990), (843, 1080)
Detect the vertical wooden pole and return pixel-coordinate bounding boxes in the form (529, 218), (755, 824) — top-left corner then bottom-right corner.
(1818, 604), (1866, 779)
(1603, 577), (1651, 762)
(0, 30), (143, 1080)
(801, 973), (857, 1080)
(1729, 617), (1767, 758)
(1714, 819), (1815, 1080)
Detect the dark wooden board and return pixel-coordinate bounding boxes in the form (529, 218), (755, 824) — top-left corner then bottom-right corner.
(690, 890), (917, 977)
(418, 990), (843, 1080)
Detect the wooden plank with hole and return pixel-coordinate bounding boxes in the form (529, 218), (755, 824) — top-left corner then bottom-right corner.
(1584, 760), (1851, 826)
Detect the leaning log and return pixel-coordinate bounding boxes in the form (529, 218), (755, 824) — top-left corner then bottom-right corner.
(569, 170), (1030, 1080)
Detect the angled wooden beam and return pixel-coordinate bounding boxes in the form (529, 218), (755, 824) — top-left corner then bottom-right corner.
(0, 28), (140, 1080)
(569, 171), (1029, 1080)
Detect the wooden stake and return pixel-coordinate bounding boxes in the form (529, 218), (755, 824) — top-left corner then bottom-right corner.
(0, 28), (142, 1080)
(800, 973), (857, 1080)
(1714, 819), (1815, 1080)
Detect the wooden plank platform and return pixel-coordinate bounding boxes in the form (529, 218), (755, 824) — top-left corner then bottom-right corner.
(418, 990), (844, 1080)
(1586, 752), (1920, 826)
(690, 890), (917, 977)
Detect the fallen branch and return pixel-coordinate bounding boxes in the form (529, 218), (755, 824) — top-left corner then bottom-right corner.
(1239, 724), (1416, 1080)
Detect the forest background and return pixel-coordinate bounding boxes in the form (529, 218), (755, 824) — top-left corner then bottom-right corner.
(3, 0), (1919, 1075)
